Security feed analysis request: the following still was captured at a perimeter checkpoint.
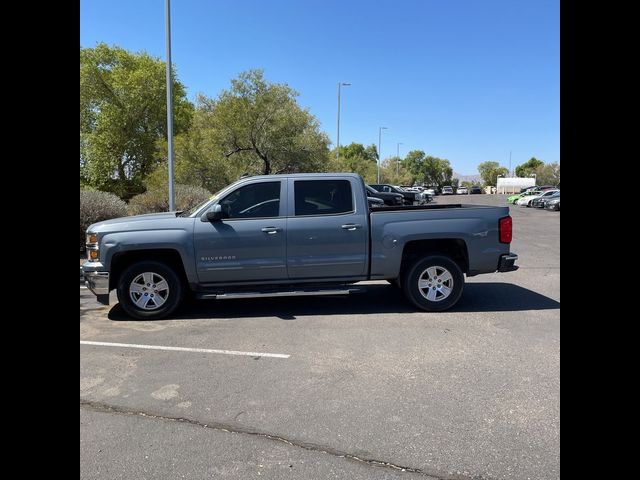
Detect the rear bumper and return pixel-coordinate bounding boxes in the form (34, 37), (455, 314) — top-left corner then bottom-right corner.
(497, 253), (519, 272)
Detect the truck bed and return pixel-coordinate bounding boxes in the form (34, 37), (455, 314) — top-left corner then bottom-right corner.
(368, 203), (511, 279)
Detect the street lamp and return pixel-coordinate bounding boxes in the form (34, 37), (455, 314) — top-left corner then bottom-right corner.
(165, 0), (175, 211)
(336, 82), (351, 163)
(396, 142), (403, 175)
(377, 126), (387, 183)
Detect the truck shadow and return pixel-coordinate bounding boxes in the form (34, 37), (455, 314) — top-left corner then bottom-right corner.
(107, 283), (559, 321)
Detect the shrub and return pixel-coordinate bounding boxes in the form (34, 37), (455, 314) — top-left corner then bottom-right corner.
(80, 189), (128, 249)
(128, 184), (211, 216)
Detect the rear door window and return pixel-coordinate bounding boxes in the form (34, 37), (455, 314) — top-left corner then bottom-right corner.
(294, 180), (353, 216)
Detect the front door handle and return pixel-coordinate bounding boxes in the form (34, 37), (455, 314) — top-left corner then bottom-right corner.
(341, 223), (362, 231)
(261, 227), (282, 234)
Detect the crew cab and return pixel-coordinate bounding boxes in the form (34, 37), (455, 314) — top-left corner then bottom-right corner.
(83, 173), (518, 319)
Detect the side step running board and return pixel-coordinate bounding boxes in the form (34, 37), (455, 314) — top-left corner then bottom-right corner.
(196, 288), (365, 300)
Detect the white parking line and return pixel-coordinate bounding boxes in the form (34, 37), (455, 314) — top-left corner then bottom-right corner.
(80, 286), (88, 289)
(80, 340), (290, 359)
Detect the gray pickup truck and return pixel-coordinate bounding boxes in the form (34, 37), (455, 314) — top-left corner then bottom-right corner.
(83, 173), (518, 319)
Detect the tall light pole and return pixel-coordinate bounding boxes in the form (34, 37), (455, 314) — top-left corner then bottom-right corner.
(377, 127), (388, 183)
(396, 142), (403, 175)
(336, 82), (351, 163)
(165, 0), (175, 211)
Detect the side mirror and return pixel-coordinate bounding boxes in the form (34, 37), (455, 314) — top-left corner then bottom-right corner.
(201, 204), (225, 222)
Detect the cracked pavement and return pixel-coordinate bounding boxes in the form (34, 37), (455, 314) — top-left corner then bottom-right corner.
(80, 194), (559, 479)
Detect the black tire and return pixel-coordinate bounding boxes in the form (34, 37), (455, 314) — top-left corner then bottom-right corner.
(402, 255), (464, 312)
(117, 261), (184, 320)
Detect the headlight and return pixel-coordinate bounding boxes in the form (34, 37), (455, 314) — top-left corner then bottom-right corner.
(86, 232), (99, 261)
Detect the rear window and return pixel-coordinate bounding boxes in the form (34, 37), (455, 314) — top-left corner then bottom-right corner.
(294, 180), (354, 216)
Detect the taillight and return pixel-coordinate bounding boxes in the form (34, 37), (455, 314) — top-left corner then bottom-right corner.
(499, 216), (512, 243)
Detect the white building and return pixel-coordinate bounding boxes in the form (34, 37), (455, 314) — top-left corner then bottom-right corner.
(496, 177), (536, 194)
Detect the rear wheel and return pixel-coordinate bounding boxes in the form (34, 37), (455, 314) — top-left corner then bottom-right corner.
(402, 255), (464, 311)
(117, 261), (184, 320)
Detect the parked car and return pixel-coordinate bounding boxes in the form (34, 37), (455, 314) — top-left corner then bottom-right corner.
(82, 173), (518, 319)
(508, 189), (542, 204)
(367, 196), (385, 208)
(399, 185), (433, 203)
(516, 189), (559, 207)
(424, 188), (437, 196)
(470, 186), (483, 194)
(545, 196), (560, 211)
(441, 186), (454, 195)
(532, 191), (559, 208)
(396, 185), (432, 203)
(370, 184), (423, 205)
(456, 186), (468, 195)
(365, 185), (404, 206)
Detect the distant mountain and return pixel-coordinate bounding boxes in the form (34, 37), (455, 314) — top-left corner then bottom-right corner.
(453, 172), (482, 183)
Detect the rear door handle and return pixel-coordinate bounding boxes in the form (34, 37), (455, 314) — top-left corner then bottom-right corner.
(341, 223), (362, 231)
(261, 227), (282, 234)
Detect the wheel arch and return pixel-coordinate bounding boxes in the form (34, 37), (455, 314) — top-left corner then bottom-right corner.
(109, 249), (188, 292)
(400, 239), (469, 279)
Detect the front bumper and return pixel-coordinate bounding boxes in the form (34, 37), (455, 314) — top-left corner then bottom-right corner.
(82, 261), (109, 296)
(84, 271), (109, 295)
(497, 253), (519, 272)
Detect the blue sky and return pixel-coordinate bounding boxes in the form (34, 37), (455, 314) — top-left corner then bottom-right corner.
(80, 0), (559, 175)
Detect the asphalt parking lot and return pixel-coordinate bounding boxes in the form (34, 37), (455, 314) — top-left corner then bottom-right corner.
(80, 194), (559, 480)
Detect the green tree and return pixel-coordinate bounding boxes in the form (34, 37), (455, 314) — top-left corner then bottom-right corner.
(379, 156), (413, 185)
(478, 161), (509, 186)
(145, 105), (242, 194)
(128, 183), (212, 215)
(337, 143), (378, 162)
(80, 43), (194, 198)
(205, 69), (330, 175)
(402, 151), (453, 188)
(329, 142), (378, 183)
(515, 157), (544, 178)
(534, 162), (560, 186)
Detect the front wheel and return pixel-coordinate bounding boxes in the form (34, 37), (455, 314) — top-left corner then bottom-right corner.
(402, 255), (464, 311)
(117, 261), (184, 320)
